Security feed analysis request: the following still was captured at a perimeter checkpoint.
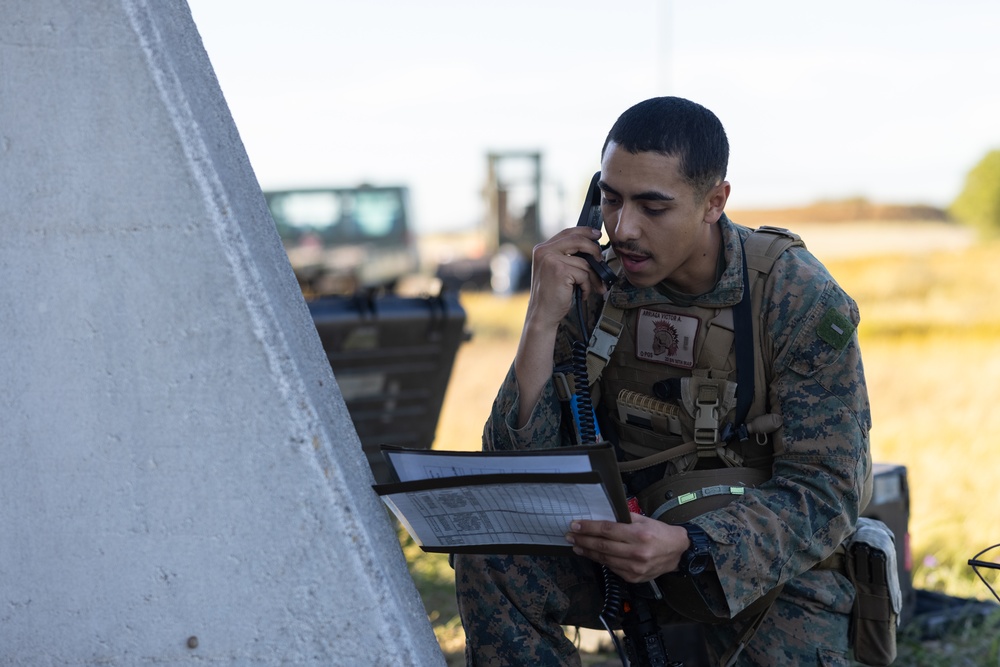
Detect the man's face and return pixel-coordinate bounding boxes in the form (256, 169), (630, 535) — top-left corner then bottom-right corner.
(599, 142), (728, 291)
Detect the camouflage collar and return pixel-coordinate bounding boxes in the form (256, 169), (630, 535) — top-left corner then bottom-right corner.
(607, 213), (749, 310)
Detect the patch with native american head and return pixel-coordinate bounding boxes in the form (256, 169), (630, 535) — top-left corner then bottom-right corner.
(635, 308), (699, 368)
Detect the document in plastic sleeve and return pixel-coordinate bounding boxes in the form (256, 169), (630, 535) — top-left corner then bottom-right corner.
(374, 443), (630, 555)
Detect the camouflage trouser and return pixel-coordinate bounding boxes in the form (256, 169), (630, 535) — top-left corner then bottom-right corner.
(454, 552), (853, 667)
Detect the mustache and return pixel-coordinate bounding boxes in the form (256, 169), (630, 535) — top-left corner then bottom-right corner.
(612, 241), (649, 256)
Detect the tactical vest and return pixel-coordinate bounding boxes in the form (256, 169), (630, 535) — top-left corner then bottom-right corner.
(565, 225), (872, 637)
(582, 226), (803, 515)
(565, 226), (802, 628)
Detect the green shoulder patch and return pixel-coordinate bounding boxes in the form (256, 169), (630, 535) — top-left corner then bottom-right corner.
(818, 307), (855, 350)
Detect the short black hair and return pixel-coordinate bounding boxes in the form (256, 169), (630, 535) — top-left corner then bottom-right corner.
(602, 97), (729, 198)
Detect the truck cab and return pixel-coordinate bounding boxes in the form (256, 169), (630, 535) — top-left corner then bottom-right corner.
(265, 184), (420, 296)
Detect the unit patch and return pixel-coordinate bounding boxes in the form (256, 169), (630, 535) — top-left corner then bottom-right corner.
(635, 308), (699, 368)
(818, 307), (855, 350)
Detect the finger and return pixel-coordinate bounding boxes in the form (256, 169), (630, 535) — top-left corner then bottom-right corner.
(534, 227), (602, 262)
(569, 519), (631, 541)
(569, 540), (626, 567)
(572, 546), (649, 583)
(529, 256), (601, 305)
(558, 256), (607, 298)
(531, 246), (591, 279)
(568, 534), (630, 558)
(558, 224), (602, 246)
(566, 530), (634, 563)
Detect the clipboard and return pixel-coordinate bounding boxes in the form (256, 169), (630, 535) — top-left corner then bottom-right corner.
(373, 443), (630, 555)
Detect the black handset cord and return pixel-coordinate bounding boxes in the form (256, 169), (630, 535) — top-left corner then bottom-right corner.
(570, 172), (676, 666)
(572, 295), (599, 447)
(572, 276), (679, 666)
(571, 286), (629, 664)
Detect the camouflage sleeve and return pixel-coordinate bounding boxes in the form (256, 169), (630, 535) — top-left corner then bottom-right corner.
(692, 246), (872, 618)
(481, 317), (586, 453)
(481, 365), (566, 452)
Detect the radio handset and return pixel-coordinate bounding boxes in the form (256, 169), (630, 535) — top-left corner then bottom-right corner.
(574, 171), (617, 288)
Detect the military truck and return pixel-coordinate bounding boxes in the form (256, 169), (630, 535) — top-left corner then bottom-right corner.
(265, 184), (421, 296)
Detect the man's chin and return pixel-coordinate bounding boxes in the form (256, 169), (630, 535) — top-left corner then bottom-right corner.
(622, 272), (662, 289)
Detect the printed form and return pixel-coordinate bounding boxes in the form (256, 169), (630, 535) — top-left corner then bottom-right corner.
(374, 445), (629, 554)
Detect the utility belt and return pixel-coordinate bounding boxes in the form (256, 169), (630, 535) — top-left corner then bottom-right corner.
(558, 378), (873, 562)
(621, 457), (844, 574)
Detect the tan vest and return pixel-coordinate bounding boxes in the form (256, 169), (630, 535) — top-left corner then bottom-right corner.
(576, 226), (872, 522)
(585, 227), (799, 485)
(572, 227), (873, 629)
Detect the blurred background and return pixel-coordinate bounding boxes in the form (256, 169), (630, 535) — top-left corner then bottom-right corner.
(188, 0), (1000, 232)
(187, 2), (1000, 663)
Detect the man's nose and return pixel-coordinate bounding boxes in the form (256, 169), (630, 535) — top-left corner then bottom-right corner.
(613, 204), (641, 241)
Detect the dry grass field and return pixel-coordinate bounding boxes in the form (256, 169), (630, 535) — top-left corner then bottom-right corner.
(413, 219), (1000, 661)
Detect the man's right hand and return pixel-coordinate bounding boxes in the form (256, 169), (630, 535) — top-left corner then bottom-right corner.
(513, 226), (608, 427)
(524, 225), (608, 330)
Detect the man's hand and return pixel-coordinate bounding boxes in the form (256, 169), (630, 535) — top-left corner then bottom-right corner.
(512, 226), (608, 427)
(523, 225), (609, 331)
(565, 514), (691, 583)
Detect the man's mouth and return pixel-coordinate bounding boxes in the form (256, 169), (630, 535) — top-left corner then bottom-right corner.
(615, 247), (651, 270)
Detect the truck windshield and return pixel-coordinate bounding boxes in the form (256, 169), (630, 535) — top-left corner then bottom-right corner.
(268, 187), (407, 245)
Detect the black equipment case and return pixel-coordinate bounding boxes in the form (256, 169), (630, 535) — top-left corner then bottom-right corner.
(307, 291), (467, 484)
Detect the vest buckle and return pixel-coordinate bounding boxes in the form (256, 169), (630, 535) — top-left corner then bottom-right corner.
(694, 383), (721, 452)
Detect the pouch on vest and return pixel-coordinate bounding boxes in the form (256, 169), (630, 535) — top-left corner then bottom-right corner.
(846, 517), (901, 666)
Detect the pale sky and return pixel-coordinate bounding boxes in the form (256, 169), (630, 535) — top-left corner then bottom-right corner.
(187, 0), (1000, 234)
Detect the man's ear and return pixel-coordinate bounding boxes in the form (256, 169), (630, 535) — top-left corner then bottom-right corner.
(703, 181), (731, 224)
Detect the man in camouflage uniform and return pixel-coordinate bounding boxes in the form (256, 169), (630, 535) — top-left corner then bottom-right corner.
(454, 97), (871, 666)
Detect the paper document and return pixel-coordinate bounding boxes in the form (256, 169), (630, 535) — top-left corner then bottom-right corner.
(373, 444), (629, 555)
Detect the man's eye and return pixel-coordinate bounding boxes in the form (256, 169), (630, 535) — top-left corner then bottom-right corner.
(601, 196), (620, 206)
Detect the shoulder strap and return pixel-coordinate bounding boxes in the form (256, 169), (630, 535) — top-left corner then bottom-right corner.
(586, 299), (625, 386)
(743, 225), (803, 279)
(733, 240), (755, 425)
(740, 226), (804, 424)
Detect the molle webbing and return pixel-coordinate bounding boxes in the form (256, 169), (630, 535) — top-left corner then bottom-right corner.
(700, 309), (735, 373)
(617, 389), (682, 436)
(744, 225), (804, 276)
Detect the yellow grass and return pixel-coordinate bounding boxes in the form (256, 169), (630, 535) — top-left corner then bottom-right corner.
(432, 226), (1000, 603)
(825, 241), (1000, 598)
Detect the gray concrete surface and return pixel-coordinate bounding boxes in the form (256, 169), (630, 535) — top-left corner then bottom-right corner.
(0, 2), (444, 664)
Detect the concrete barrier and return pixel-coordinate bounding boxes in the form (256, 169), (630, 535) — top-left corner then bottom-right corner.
(0, 1), (444, 664)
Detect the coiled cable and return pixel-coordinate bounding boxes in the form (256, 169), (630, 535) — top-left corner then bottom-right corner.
(572, 339), (597, 446)
(599, 562), (628, 664)
(572, 286), (630, 666)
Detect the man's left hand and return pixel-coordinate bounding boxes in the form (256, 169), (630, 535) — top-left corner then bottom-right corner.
(566, 513), (691, 583)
